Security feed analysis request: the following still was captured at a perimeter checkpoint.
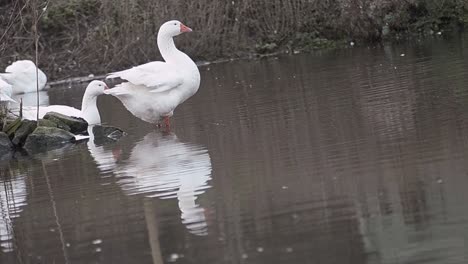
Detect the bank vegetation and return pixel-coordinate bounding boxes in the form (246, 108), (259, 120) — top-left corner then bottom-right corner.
(1, 0), (467, 79)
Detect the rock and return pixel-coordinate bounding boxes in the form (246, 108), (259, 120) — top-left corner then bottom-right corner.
(38, 119), (58, 128)
(43, 113), (71, 132)
(24, 127), (75, 154)
(4, 118), (22, 137)
(12, 120), (37, 146)
(92, 125), (126, 145)
(0, 132), (13, 156)
(43, 112), (88, 134)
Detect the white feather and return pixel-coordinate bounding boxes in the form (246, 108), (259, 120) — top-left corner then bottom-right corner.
(16, 80), (107, 125)
(107, 61), (183, 93)
(0, 78), (15, 102)
(0, 60), (47, 94)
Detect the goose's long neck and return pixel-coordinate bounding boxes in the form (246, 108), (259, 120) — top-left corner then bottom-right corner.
(81, 91), (100, 124)
(157, 32), (196, 67)
(158, 33), (181, 63)
(157, 30), (201, 103)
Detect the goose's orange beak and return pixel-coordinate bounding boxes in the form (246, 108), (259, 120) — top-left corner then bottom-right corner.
(180, 23), (193, 33)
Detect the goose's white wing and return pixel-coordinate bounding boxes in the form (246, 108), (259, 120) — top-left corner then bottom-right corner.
(107, 61), (183, 93)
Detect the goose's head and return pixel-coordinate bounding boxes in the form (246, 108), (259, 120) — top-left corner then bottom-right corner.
(160, 20), (192, 37)
(86, 80), (109, 96)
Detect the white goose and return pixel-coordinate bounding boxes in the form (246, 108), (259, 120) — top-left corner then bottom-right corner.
(105, 20), (200, 128)
(19, 80), (108, 124)
(0, 60), (47, 94)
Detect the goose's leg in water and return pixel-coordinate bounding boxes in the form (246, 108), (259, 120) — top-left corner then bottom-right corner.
(164, 116), (171, 129)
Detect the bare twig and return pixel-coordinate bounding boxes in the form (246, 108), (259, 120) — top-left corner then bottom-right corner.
(32, 0), (50, 120)
(0, 0), (31, 44)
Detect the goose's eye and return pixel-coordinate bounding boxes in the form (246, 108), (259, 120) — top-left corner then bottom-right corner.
(174, 23), (177, 26)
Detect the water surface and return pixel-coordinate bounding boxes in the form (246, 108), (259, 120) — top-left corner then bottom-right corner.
(2, 35), (468, 264)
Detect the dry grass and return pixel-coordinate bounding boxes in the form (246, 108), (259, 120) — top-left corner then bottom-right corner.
(0, 0), (467, 79)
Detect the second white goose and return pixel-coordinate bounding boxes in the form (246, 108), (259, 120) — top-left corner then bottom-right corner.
(20, 80), (108, 125)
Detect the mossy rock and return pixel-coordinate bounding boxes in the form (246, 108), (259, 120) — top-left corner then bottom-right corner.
(0, 132), (13, 156)
(4, 118), (22, 137)
(12, 120), (37, 146)
(24, 127), (75, 154)
(38, 119), (58, 128)
(43, 112), (88, 134)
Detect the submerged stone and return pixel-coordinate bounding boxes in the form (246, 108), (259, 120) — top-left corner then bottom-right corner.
(24, 126), (75, 154)
(12, 120), (37, 146)
(0, 132), (13, 155)
(92, 125), (126, 145)
(43, 112), (88, 134)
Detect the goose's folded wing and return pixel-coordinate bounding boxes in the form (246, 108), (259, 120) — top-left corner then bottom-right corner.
(1, 67), (42, 88)
(0, 92), (16, 102)
(0, 73), (13, 84)
(0, 79), (14, 102)
(107, 61), (183, 93)
(5, 60), (36, 73)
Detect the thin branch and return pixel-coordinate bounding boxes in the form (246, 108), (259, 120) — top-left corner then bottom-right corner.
(33, 0), (39, 120)
(33, 0), (50, 120)
(0, 0), (31, 44)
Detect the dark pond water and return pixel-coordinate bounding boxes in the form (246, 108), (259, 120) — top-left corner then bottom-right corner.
(2, 34), (468, 264)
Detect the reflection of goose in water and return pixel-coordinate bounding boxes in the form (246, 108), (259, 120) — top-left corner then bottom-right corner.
(85, 126), (120, 174)
(113, 132), (212, 236)
(0, 172), (27, 252)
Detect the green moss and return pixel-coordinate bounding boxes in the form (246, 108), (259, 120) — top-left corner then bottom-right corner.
(254, 32), (339, 56)
(255, 43), (278, 54)
(289, 33), (338, 52)
(3, 118), (22, 138)
(38, 119), (58, 128)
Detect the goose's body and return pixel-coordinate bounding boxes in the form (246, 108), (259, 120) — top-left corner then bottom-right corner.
(12, 90), (49, 106)
(105, 20), (200, 126)
(0, 60), (47, 94)
(0, 78), (15, 102)
(19, 81), (108, 124)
